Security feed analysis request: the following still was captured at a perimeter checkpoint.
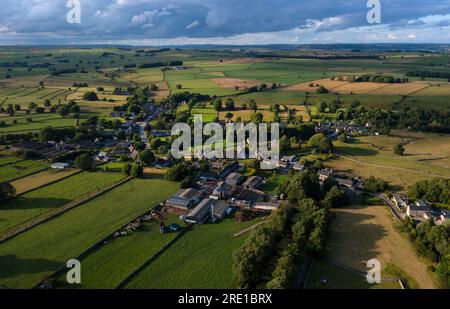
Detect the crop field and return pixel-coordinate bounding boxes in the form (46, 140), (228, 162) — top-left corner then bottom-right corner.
(307, 202), (433, 289)
(326, 131), (450, 191)
(124, 218), (261, 289)
(0, 171), (125, 236)
(10, 168), (80, 194)
(0, 160), (48, 183)
(0, 178), (179, 289)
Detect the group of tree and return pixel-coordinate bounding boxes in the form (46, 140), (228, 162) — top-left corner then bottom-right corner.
(364, 176), (388, 193)
(397, 219), (449, 288)
(0, 182), (16, 203)
(408, 177), (450, 205)
(406, 70), (450, 80)
(346, 74), (408, 84)
(307, 133), (334, 154)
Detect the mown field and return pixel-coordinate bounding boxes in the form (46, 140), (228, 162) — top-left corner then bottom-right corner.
(10, 168), (80, 194)
(0, 178), (179, 289)
(306, 202), (434, 289)
(125, 218), (261, 289)
(0, 171), (125, 236)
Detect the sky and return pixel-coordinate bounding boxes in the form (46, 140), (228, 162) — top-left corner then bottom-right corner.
(0, 0), (450, 45)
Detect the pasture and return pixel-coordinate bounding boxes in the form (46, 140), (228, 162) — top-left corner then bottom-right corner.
(0, 171), (125, 236)
(125, 218), (261, 289)
(0, 178), (179, 289)
(0, 160), (48, 183)
(10, 168), (80, 194)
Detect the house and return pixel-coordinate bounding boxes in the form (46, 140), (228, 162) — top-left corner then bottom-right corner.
(225, 173), (243, 186)
(96, 151), (111, 162)
(293, 162), (305, 171)
(51, 162), (69, 169)
(392, 195), (409, 210)
(166, 188), (204, 210)
(212, 201), (230, 222)
(242, 176), (264, 190)
(211, 182), (239, 200)
(184, 198), (216, 224)
(335, 177), (354, 189)
(406, 200), (434, 220)
(318, 168), (334, 182)
(253, 202), (280, 212)
(281, 155), (296, 163)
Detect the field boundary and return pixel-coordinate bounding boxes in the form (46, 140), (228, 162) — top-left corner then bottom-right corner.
(233, 221), (266, 237)
(0, 176), (132, 245)
(115, 225), (192, 289)
(3, 166), (49, 183)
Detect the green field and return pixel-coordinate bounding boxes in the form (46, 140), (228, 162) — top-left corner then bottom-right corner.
(0, 160), (48, 182)
(0, 178), (179, 288)
(0, 172), (125, 236)
(125, 218), (261, 289)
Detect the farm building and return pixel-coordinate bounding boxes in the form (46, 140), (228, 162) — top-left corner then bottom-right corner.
(184, 198), (216, 224)
(335, 177), (355, 189)
(166, 188), (205, 210)
(253, 202), (280, 212)
(318, 168), (334, 182)
(51, 163), (70, 170)
(218, 161), (240, 178)
(293, 162), (305, 171)
(392, 195), (409, 210)
(225, 173), (243, 185)
(242, 176), (264, 190)
(406, 200), (434, 221)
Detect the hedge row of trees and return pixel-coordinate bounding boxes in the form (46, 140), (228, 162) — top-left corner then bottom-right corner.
(348, 74), (408, 84)
(397, 219), (449, 288)
(406, 70), (450, 80)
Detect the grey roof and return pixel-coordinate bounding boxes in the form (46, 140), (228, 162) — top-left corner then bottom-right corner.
(225, 173), (243, 185)
(242, 176), (263, 189)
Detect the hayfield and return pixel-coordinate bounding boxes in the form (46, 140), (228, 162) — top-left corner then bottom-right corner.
(0, 160), (48, 183)
(0, 178), (179, 289)
(212, 78), (262, 89)
(307, 203), (434, 289)
(10, 168), (80, 194)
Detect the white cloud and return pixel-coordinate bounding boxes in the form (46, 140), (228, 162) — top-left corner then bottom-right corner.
(407, 33), (417, 39)
(0, 25), (9, 33)
(387, 33), (398, 40)
(186, 20), (199, 29)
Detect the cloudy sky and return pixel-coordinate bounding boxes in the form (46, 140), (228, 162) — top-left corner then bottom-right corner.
(0, 0), (450, 45)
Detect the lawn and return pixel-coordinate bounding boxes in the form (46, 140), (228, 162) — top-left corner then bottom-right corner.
(0, 178), (180, 288)
(124, 218), (261, 289)
(259, 172), (289, 194)
(0, 160), (48, 182)
(53, 215), (181, 289)
(0, 172), (125, 236)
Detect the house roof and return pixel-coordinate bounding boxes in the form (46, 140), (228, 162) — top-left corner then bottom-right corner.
(242, 176), (263, 189)
(226, 173), (243, 185)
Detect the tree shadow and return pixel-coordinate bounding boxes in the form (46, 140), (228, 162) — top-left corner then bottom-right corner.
(0, 255), (61, 280)
(335, 146), (379, 156)
(1, 197), (71, 211)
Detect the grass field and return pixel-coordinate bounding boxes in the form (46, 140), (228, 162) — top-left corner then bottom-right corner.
(307, 202), (433, 289)
(0, 172), (125, 236)
(0, 160), (48, 183)
(54, 216), (181, 289)
(10, 168), (80, 194)
(125, 218), (261, 289)
(0, 178), (179, 288)
(326, 131), (450, 191)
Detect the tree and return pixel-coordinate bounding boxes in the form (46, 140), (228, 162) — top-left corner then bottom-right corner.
(138, 150), (155, 166)
(316, 86), (329, 94)
(57, 105), (70, 117)
(279, 135), (290, 152)
(75, 153), (93, 171)
(44, 99), (51, 107)
(82, 91), (98, 101)
(249, 99), (257, 112)
(176, 84), (182, 90)
(130, 163), (144, 178)
(394, 143), (405, 156)
(0, 182), (16, 203)
(213, 99), (223, 112)
(364, 176), (388, 193)
(323, 186), (349, 208)
(69, 104), (80, 114)
(307, 134), (334, 154)
(251, 112), (263, 123)
(225, 112), (234, 121)
(225, 98), (235, 111)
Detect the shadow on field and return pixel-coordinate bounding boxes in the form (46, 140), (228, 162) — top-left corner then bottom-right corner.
(1, 197), (71, 210)
(0, 255), (60, 279)
(335, 146), (378, 156)
(326, 204), (388, 272)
